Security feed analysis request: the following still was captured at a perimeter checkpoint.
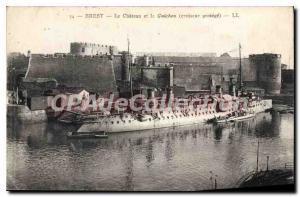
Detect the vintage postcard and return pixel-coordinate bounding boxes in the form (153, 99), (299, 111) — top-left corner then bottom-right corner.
(6, 7), (294, 191)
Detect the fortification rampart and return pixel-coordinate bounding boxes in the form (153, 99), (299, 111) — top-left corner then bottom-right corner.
(136, 55), (257, 83)
(172, 65), (223, 90)
(25, 54), (118, 94)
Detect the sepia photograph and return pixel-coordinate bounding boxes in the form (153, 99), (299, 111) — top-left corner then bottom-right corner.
(6, 6), (295, 191)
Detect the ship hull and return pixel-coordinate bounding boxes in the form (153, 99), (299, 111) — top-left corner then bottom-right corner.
(77, 99), (272, 133)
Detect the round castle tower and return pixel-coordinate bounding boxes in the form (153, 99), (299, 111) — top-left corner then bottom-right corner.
(249, 53), (281, 95)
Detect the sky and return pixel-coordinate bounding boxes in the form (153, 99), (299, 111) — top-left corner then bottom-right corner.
(7, 7), (294, 68)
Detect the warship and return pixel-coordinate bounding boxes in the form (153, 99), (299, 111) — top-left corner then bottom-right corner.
(75, 92), (272, 133)
(62, 43), (273, 133)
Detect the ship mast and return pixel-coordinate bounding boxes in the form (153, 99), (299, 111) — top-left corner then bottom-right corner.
(127, 36), (133, 97)
(239, 43), (243, 89)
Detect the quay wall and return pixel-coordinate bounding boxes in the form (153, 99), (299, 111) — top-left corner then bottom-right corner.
(7, 104), (47, 123)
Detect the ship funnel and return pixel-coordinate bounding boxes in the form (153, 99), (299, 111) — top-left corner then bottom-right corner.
(229, 77), (236, 97)
(232, 85), (236, 97)
(216, 85), (222, 95)
(166, 87), (174, 102)
(27, 50), (31, 58)
(147, 88), (155, 99)
(144, 55), (150, 67)
(121, 52), (130, 81)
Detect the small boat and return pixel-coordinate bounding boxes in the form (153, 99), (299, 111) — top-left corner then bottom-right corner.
(67, 131), (108, 139)
(216, 113), (255, 123)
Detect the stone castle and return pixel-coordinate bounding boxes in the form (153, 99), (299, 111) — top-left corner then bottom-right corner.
(8, 42), (284, 101)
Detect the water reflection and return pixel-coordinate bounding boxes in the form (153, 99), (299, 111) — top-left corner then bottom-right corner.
(125, 139), (134, 190)
(214, 126), (223, 141)
(7, 111), (294, 191)
(165, 135), (175, 162)
(145, 137), (154, 166)
(252, 112), (280, 138)
(7, 112), (286, 156)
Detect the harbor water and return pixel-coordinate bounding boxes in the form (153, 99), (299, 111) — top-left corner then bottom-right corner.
(7, 111), (294, 191)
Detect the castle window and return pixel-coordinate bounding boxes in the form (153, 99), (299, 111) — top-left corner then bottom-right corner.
(82, 47), (85, 52)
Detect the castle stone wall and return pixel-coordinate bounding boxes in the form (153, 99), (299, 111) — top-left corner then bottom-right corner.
(141, 67), (173, 89)
(25, 54), (118, 95)
(136, 55), (258, 92)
